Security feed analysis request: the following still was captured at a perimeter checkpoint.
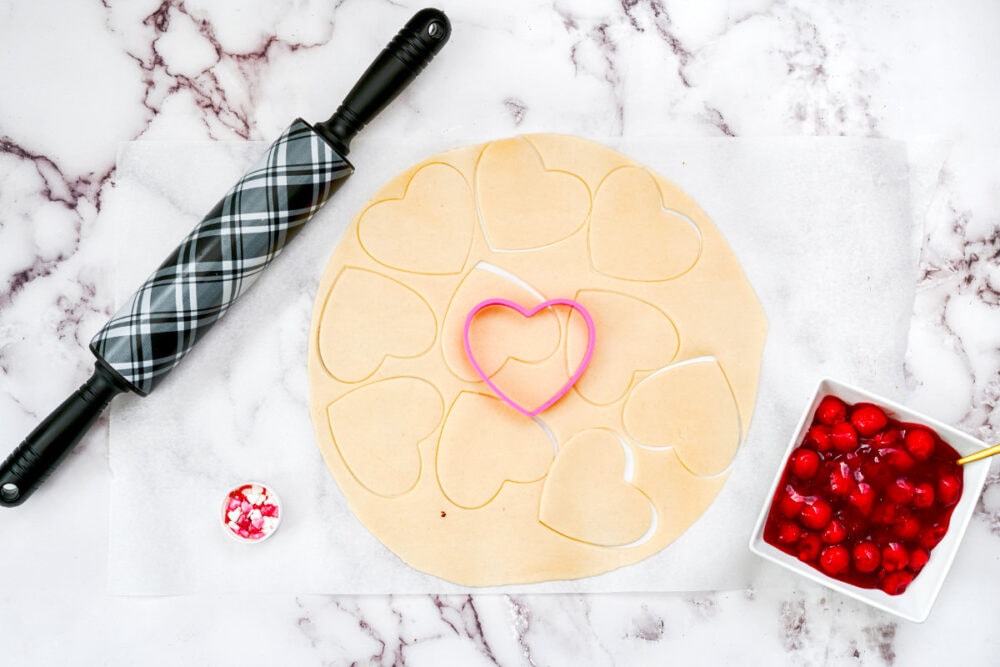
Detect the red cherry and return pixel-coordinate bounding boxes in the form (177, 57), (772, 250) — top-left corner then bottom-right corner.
(909, 548), (930, 573)
(894, 517), (921, 541)
(790, 449), (820, 479)
(851, 404), (889, 437)
(913, 482), (935, 509)
(918, 523), (948, 550)
(937, 474), (962, 507)
(872, 501), (905, 525)
(778, 487), (806, 518)
(828, 463), (856, 497)
(881, 542), (910, 572)
(816, 396), (848, 425)
(800, 499), (833, 530)
(797, 534), (822, 562)
(804, 425), (833, 453)
(873, 426), (902, 448)
(776, 521), (801, 545)
(882, 448), (916, 471)
(886, 478), (915, 504)
(821, 519), (847, 544)
(819, 545), (850, 574)
(830, 422), (859, 453)
(848, 482), (876, 516)
(880, 570), (915, 595)
(904, 428), (936, 461)
(852, 541), (881, 573)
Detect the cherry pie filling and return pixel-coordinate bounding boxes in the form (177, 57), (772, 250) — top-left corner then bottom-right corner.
(763, 396), (963, 595)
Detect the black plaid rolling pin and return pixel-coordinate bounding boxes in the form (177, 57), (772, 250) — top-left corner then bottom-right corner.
(0, 8), (451, 507)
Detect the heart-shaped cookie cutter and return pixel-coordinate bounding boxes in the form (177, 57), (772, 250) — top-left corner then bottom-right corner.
(463, 298), (596, 417)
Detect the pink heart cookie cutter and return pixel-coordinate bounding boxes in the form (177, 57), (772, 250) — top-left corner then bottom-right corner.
(462, 298), (596, 417)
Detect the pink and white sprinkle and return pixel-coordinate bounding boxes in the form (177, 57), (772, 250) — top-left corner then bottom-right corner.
(221, 483), (281, 542)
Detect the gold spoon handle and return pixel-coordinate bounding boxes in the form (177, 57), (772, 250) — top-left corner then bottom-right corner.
(957, 443), (1000, 466)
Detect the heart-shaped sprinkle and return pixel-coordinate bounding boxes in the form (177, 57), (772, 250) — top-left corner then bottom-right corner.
(463, 298), (595, 417)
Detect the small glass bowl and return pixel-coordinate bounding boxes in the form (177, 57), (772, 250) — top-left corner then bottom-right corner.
(220, 482), (282, 543)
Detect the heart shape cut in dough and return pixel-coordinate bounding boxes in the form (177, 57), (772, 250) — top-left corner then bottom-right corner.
(357, 162), (475, 275)
(436, 392), (554, 509)
(476, 137), (591, 250)
(623, 357), (741, 477)
(318, 267), (437, 383)
(326, 377), (444, 497)
(567, 290), (680, 405)
(539, 430), (653, 547)
(590, 166), (702, 281)
(441, 264), (560, 382)
(464, 298), (596, 417)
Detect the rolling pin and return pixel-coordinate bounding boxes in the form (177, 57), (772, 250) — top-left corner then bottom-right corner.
(0, 8), (451, 507)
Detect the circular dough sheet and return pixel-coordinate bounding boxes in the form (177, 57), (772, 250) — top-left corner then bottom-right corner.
(308, 135), (767, 586)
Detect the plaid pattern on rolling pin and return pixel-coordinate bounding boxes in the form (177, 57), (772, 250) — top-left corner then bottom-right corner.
(90, 119), (353, 395)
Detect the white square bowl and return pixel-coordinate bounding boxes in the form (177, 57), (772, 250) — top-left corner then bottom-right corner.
(749, 377), (991, 623)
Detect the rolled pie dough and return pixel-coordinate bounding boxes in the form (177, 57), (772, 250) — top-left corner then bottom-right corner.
(308, 135), (767, 585)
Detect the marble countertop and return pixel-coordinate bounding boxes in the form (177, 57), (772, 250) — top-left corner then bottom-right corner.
(2, 0), (999, 664)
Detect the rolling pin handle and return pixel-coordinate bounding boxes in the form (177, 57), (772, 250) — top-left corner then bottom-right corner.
(0, 362), (127, 507)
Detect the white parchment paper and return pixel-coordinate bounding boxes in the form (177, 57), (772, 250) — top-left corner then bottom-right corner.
(106, 136), (935, 595)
